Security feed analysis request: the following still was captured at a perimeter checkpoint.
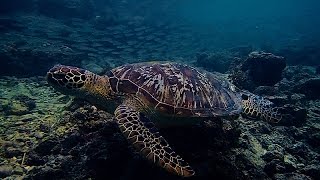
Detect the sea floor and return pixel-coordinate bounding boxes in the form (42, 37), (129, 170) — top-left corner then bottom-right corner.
(0, 74), (319, 180)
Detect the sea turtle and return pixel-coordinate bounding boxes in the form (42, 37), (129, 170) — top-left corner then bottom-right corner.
(46, 62), (283, 177)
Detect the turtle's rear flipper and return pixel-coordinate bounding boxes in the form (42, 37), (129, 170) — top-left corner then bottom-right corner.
(240, 92), (282, 123)
(114, 104), (195, 177)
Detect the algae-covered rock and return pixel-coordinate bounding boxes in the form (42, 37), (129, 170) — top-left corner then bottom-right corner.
(0, 165), (13, 178)
(284, 154), (301, 170)
(4, 147), (23, 158)
(274, 173), (313, 180)
(5, 99), (30, 115)
(264, 159), (286, 176)
(262, 144), (285, 162)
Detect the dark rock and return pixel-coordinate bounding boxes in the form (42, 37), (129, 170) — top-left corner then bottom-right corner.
(290, 93), (306, 102)
(283, 66), (316, 82)
(4, 147), (23, 158)
(229, 68), (255, 90)
(253, 86), (278, 96)
(276, 78), (294, 93)
(60, 132), (84, 154)
(294, 78), (320, 99)
(26, 153), (46, 166)
(208, 152), (247, 179)
(34, 139), (59, 156)
(262, 144), (284, 162)
(264, 159), (286, 176)
(39, 124), (51, 133)
(277, 106), (307, 127)
(274, 173), (313, 180)
(242, 51), (286, 86)
(262, 151), (284, 162)
(245, 121), (272, 134)
(287, 142), (312, 161)
(307, 132), (320, 150)
(0, 165), (13, 178)
(26, 165), (64, 180)
(283, 154), (300, 171)
(301, 165), (320, 179)
(230, 51), (286, 90)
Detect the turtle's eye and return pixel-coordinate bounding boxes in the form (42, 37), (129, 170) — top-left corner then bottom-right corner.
(47, 65), (86, 89)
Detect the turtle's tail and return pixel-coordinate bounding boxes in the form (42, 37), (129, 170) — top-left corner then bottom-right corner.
(240, 91), (282, 123)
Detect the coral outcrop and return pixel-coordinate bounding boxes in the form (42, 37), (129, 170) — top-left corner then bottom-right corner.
(230, 51), (286, 91)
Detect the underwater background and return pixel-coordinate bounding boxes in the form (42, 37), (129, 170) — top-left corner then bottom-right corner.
(0, 0), (319, 179)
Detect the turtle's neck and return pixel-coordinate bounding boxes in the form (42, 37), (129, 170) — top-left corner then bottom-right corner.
(81, 74), (123, 113)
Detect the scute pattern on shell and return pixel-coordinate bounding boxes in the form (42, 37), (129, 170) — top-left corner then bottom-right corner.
(110, 62), (242, 117)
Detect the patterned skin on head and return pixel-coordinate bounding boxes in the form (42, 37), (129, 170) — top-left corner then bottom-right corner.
(47, 65), (87, 90)
(47, 65), (116, 110)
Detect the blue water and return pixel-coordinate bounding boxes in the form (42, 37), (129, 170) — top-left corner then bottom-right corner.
(175, 0), (320, 48)
(106, 0), (320, 50)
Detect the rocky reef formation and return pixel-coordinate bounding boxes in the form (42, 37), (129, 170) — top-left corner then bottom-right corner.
(0, 76), (72, 179)
(230, 51), (286, 91)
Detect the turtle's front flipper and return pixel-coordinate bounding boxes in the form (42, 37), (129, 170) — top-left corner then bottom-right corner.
(114, 104), (195, 177)
(240, 92), (282, 123)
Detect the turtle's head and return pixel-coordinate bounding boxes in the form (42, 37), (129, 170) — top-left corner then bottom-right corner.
(47, 65), (114, 103)
(47, 65), (88, 92)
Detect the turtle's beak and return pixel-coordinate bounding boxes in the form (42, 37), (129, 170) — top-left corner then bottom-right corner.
(46, 65), (68, 87)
